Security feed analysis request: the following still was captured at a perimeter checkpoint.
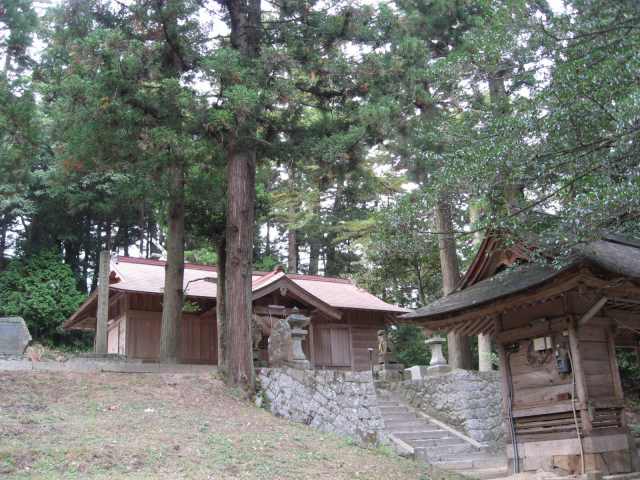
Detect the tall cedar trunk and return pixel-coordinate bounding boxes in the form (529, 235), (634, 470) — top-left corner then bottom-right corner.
(435, 195), (472, 369)
(287, 166), (297, 273)
(287, 223), (297, 273)
(470, 202), (492, 371)
(222, 0), (261, 392)
(91, 223), (103, 291)
(415, 262), (426, 305)
(224, 144), (256, 390)
(216, 237), (228, 372)
(265, 220), (271, 256)
(0, 219), (7, 271)
(308, 196), (321, 275)
(308, 239), (320, 275)
(489, 74), (524, 216)
(159, 159), (185, 363)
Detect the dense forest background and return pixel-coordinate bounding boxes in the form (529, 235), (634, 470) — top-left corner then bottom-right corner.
(0, 0), (638, 370)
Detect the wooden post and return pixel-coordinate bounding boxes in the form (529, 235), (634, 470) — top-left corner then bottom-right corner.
(606, 326), (624, 400)
(568, 319), (592, 433)
(95, 250), (110, 354)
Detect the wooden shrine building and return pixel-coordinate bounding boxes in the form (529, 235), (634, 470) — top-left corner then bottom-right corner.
(403, 233), (640, 475)
(63, 256), (407, 370)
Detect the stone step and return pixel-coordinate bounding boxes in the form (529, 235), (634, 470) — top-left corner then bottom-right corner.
(429, 456), (505, 471)
(381, 411), (422, 422)
(383, 418), (436, 428)
(392, 429), (452, 439)
(415, 443), (478, 458)
(377, 405), (409, 414)
(409, 437), (471, 448)
(461, 466), (510, 479)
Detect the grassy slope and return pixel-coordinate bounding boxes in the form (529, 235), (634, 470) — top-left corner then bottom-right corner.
(0, 371), (428, 480)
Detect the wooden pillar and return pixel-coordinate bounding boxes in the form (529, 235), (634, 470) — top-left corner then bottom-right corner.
(478, 333), (493, 371)
(606, 325), (624, 400)
(95, 250), (110, 354)
(568, 319), (592, 433)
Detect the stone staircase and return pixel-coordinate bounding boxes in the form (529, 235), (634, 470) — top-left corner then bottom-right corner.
(376, 389), (509, 479)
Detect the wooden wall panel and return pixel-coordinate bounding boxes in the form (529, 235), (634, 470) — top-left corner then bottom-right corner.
(312, 325), (351, 368)
(118, 317), (126, 354)
(107, 321), (119, 354)
(351, 327), (378, 371)
(509, 338), (572, 408)
(129, 310), (161, 360)
(180, 312), (217, 364)
(126, 309), (217, 364)
(313, 326), (332, 366)
(343, 309), (386, 371)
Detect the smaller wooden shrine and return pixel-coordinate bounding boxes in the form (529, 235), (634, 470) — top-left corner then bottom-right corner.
(404, 233), (640, 475)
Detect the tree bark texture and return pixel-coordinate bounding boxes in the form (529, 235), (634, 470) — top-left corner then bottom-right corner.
(469, 201), (492, 371)
(287, 223), (297, 273)
(434, 195), (472, 370)
(216, 237), (228, 372)
(0, 219), (8, 271)
(159, 160), (185, 363)
(221, 0), (261, 392)
(224, 144), (256, 391)
(95, 250), (110, 354)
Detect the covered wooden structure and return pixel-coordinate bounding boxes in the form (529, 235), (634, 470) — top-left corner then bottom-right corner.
(403, 233), (640, 475)
(64, 257), (407, 370)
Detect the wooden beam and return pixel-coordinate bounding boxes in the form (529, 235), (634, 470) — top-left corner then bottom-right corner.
(578, 296), (608, 327)
(496, 316), (570, 344)
(253, 305), (309, 317)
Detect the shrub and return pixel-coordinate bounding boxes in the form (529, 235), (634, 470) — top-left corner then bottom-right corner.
(0, 251), (87, 346)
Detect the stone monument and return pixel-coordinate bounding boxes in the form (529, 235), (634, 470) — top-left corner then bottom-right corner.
(286, 309), (310, 369)
(425, 336), (451, 374)
(268, 317), (293, 367)
(0, 317), (32, 356)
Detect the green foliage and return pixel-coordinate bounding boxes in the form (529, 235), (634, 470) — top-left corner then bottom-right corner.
(185, 247), (218, 266)
(0, 251), (86, 345)
(389, 325), (430, 367)
(617, 350), (640, 393)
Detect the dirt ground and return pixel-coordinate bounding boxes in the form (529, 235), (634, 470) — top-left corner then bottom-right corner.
(0, 370), (429, 480)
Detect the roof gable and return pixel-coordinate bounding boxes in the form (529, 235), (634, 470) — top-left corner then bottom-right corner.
(403, 234), (640, 322)
(458, 231), (533, 290)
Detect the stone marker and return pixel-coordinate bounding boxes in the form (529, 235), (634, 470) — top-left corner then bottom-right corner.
(0, 317), (32, 356)
(268, 317), (293, 367)
(405, 365), (428, 380)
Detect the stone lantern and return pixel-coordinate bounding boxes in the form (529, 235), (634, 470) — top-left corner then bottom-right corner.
(425, 336), (450, 374)
(286, 309), (310, 369)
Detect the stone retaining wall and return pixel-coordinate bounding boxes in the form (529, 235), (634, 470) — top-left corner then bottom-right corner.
(257, 367), (384, 444)
(386, 369), (505, 445)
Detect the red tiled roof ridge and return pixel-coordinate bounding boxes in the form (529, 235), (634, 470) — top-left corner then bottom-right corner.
(288, 273), (352, 284)
(116, 256), (353, 284)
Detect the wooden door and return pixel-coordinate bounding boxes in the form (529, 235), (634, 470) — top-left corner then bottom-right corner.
(180, 312), (217, 364)
(313, 325), (352, 368)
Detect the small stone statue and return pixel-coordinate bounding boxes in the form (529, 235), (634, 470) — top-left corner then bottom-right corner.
(377, 329), (398, 365)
